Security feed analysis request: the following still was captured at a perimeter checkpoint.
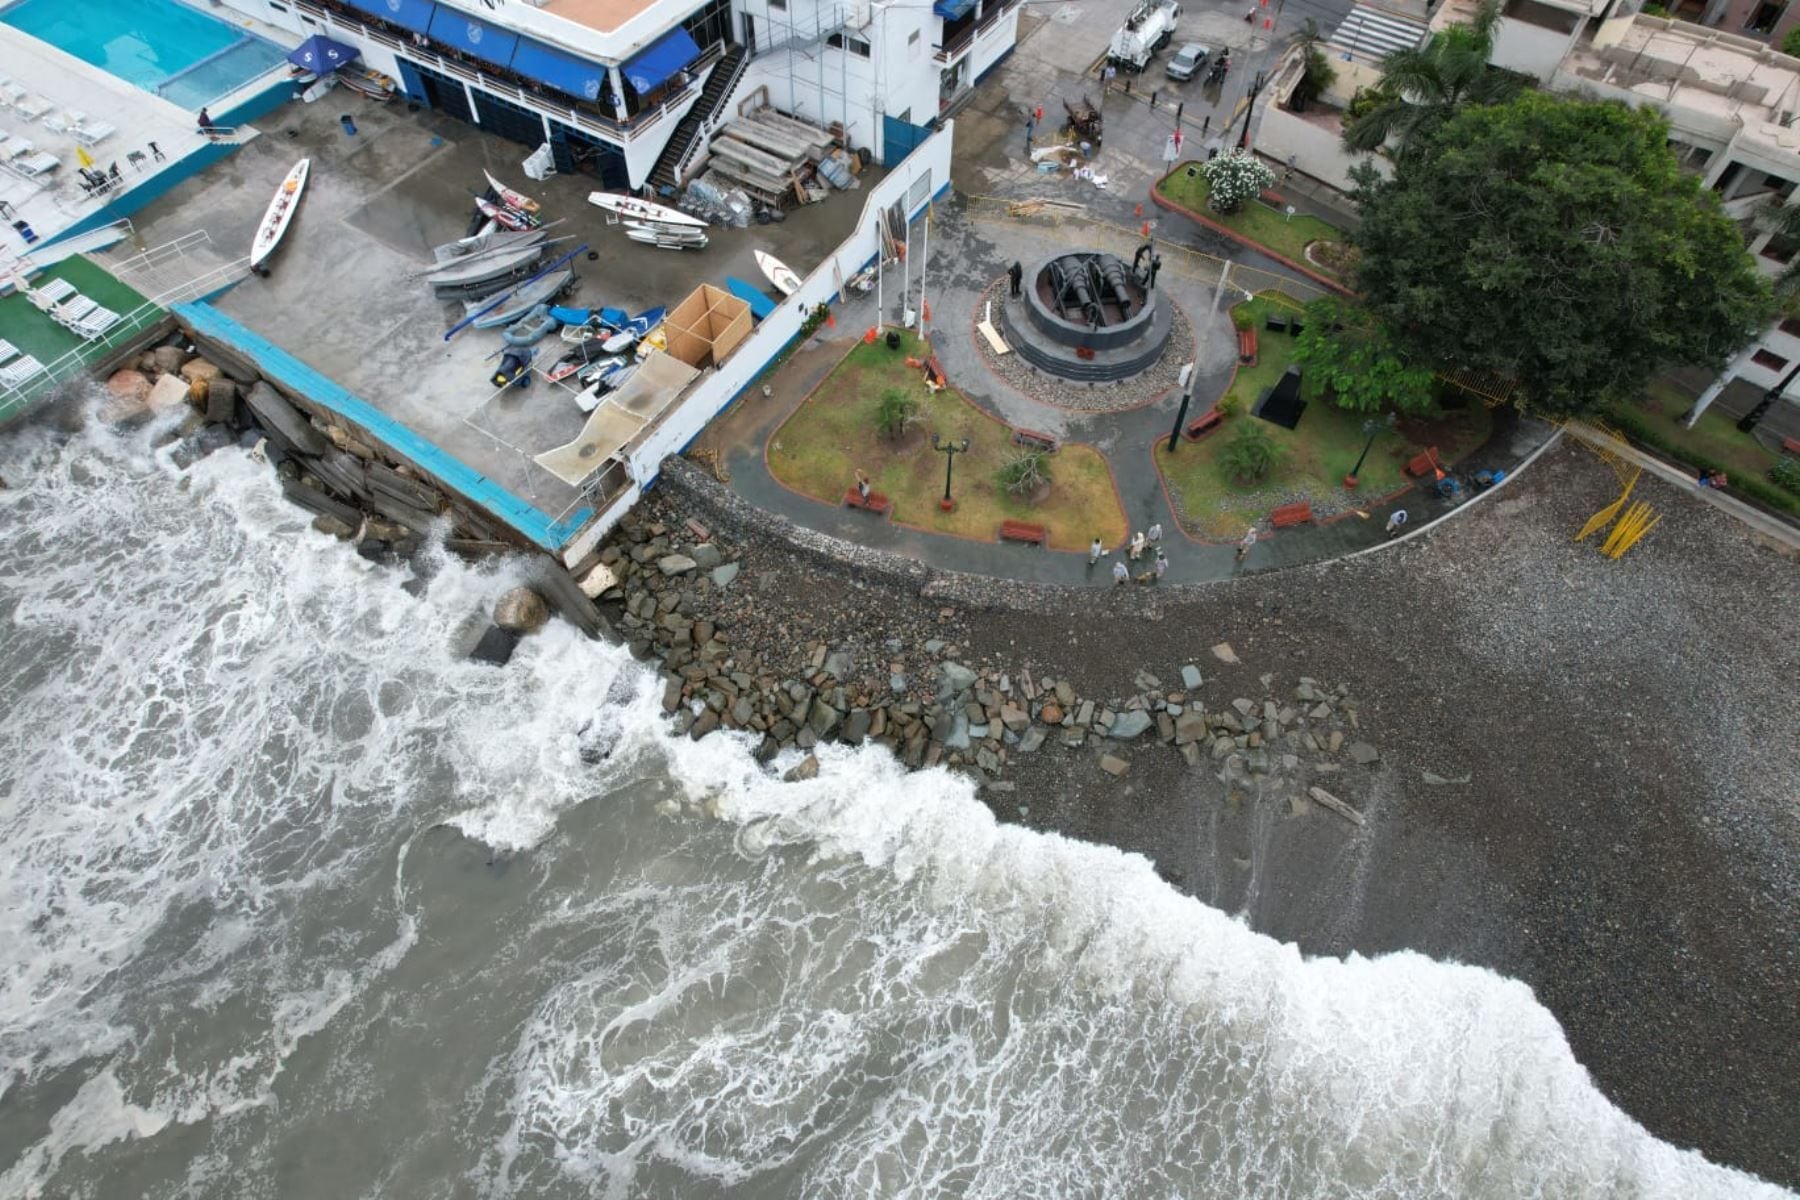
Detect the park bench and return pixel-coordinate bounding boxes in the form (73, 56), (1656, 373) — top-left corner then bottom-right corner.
(1259, 188), (1287, 208)
(1184, 407), (1224, 441)
(1270, 501), (1314, 528)
(1265, 312), (1289, 334)
(999, 519), (1047, 545)
(1405, 447), (1441, 478)
(1238, 326), (1258, 365)
(844, 487), (892, 515)
(1781, 436), (1800, 458)
(925, 355), (948, 386)
(1012, 427), (1059, 452)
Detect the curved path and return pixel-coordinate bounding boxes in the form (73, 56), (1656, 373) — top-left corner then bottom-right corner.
(699, 194), (1551, 586)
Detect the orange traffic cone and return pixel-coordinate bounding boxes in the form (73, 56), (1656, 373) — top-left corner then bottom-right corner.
(922, 300), (931, 323)
(827, 311), (836, 328)
(864, 326), (877, 343)
(1140, 221), (1151, 238)
(1134, 202), (1144, 218)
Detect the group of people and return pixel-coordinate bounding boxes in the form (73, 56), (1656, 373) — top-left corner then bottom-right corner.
(1090, 524), (1169, 584)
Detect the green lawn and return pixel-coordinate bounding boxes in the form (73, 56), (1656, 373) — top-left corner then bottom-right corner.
(0, 256), (159, 419)
(1154, 293), (1491, 539)
(767, 330), (1129, 551)
(1156, 165), (1349, 278)
(1629, 381), (1781, 479)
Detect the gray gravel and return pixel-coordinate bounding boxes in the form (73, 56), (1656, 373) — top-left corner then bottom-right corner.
(645, 443), (1800, 1188)
(972, 278), (1194, 412)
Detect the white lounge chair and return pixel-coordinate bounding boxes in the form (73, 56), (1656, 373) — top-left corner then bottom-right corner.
(0, 82), (25, 108)
(75, 119), (116, 144)
(40, 111), (69, 134)
(71, 305), (120, 339)
(0, 354), (44, 387)
(37, 278), (76, 303)
(14, 151), (59, 177)
(14, 94), (52, 121)
(4, 137), (33, 159)
(0, 338), (18, 364)
(54, 294), (98, 327)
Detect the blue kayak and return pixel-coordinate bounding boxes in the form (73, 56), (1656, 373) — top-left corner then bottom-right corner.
(725, 276), (775, 320)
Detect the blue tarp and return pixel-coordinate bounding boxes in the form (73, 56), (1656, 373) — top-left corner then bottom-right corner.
(933, 0), (976, 20)
(622, 26), (700, 94)
(286, 34), (360, 73)
(511, 37), (607, 102)
(427, 7), (518, 69)
(340, 0), (435, 35)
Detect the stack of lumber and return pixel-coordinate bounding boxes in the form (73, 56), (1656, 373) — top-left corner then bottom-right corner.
(707, 108), (834, 207)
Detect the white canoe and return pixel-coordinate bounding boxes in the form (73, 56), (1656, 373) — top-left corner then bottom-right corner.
(587, 191), (707, 229)
(484, 169), (540, 214)
(250, 158), (309, 269)
(624, 227), (708, 250)
(755, 249), (802, 297)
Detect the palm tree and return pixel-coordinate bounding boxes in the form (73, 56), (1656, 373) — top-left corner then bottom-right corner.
(1341, 0), (1521, 159)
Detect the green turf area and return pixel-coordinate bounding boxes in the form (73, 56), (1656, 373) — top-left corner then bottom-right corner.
(0, 256), (159, 419)
(766, 330), (1129, 551)
(1630, 381), (1782, 479)
(1154, 293), (1492, 539)
(1156, 166), (1349, 278)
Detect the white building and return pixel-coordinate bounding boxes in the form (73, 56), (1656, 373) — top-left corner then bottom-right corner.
(226, 0), (1017, 191)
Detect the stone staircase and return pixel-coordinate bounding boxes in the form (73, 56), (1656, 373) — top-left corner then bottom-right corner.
(648, 44), (750, 195)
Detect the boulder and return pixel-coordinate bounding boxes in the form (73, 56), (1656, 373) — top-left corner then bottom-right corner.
(179, 357), (222, 386)
(149, 345), (185, 376)
(1348, 741), (1380, 765)
(245, 382), (329, 456)
(310, 514), (356, 540)
(711, 562), (740, 589)
(657, 553), (697, 576)
(146, 373), (191, 414)
(1174, 711), (1208, 745)
(1107, 711), (1153, 740)
(1210, 642), (1240, 665)
(938, 661), (977, 698)
(204, 377), (238, 424)
(690, 542), (723, 570)
(1100, 753), (1130, 778)
(469, 625), (520, 666)
(1039, 702), (1064, 725)
(1180, 664), (1203, 690)
(783, 754), (820, 782)
(493, 587), (550, 634)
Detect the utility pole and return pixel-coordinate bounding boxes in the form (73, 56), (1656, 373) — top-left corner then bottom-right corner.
(1237, 69), (1267, 151)
(1166, 361), (1196, 453)
(1738, 358), (1800, 432)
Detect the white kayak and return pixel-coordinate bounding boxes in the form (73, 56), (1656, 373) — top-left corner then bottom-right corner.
(250, 158), (309, 269)
(587, 191), (707, 229)
(756, 249), (802, 296)
(484, 169), (540, 214)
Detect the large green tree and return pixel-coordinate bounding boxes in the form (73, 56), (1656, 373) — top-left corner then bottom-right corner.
(1350, 92), (1774, 417)
(1292, 298), (1435, 414)
(1341, 0), (1521, 159)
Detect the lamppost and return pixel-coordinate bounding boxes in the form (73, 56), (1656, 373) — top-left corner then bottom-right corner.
(932, 433), (970, 511)
(1344, 412), (1396, 489)
(1166, 361), (1197, 453)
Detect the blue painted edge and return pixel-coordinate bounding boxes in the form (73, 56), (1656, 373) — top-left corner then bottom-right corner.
(173, 301), (593, 551)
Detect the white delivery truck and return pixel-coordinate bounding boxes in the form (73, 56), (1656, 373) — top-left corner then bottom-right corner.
(1109, 0), (1181, 72)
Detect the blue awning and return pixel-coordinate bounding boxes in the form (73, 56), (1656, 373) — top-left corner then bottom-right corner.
(933, 0), (976, 20)
(287, 34), (360, 73)
(622, 26), (699, 94)
(427, 6), (518, 69)
(511, 37), (607, 102)
(341, 0), (435, 35)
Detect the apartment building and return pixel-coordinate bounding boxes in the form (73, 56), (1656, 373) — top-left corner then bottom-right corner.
(226, 0), (1017, 190)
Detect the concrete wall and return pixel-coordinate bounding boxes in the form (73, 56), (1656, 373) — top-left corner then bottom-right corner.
(971, 6), (1022, 81)
(595, 120), (953, 557)
(1491, 17), (1575, 80)
(1256, 104), (1391, 192)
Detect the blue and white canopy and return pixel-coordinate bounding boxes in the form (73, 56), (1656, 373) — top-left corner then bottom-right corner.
(286, 35), (360, 74)
(622, 27), (700, 95)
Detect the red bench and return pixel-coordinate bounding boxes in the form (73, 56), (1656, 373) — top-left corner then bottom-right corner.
(1184, 407), (1224, 440)
(1781, 437), (1800, 458)
(924, 355), (947, 386)
(1259, 188), (1287, 208)
(1405, 447), (1441, 478)
(1012, 427), (1060, 452)
(844, 487), (892, 514)
(999, 519), (1047, 545)
(1270, 501), (1313, 528)
(1238, 326), (1258, 365)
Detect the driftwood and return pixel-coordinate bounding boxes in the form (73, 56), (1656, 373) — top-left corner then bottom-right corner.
(1307, 786), (1365, 827)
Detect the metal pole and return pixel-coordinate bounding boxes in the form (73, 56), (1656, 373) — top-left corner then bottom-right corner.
(1166, 361), (1196, 453)
(902, 206), (911, 324)
(875, 218), (884, 328)
(1211, 260), (1232, 311)
(917, 201), (930, 337)
(1346, 413), (1395, 486)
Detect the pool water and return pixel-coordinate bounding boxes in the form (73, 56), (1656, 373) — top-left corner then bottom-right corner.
(2, 0), (289, 109)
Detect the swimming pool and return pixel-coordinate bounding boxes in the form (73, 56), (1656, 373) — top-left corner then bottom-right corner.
(2, 0), (289, 110)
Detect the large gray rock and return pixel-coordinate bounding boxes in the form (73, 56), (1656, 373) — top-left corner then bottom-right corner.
(1348, 741), (1381, 765)
(783, 754), (820, 782)
(1100, 753), (1130, 778)
(938, 661), (977, 698)
(657, 553), (697, 576)
(244, 382), (329, 457)
(1181, 664), (1203, 690)
(1174, 711), (1208, 745)
(493, 587), (549, 634)
(711, 562), (740, 589)
(1107, 710), (1153, 740)
(690, 543), (723, 570)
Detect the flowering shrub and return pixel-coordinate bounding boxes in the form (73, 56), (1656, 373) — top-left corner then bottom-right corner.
(1200, 151), (1276, 214)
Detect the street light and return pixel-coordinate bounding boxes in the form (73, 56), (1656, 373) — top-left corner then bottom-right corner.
(1166, 361), (1197, 453)
(932, 433), (970, 511)
(1344, 412), (1396, 489)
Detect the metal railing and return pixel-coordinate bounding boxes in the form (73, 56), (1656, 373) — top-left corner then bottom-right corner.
(293, 0), (720, 145)
(664, 49), (751, 185)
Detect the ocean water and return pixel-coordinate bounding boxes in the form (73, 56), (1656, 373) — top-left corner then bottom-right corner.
(0, 410), (1788, 1199)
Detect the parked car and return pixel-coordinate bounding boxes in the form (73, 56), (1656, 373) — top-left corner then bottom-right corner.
(1165, 42), (1211, 81)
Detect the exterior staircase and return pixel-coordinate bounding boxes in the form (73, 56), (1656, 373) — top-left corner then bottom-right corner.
(648, 43), (751, 194)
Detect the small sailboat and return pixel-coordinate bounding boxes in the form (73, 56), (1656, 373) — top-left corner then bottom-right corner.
(431, 225), (548, 264)
(250, 159), (310, 270)
(468, 268), (575, 328)
(484, 170), (540, 214)
(755, 249), (802, 297)
(475, 195), (539, 232)
(586, 191), (707, 229)
(625, 226), (709, 251)
(501, 304), (559, 346)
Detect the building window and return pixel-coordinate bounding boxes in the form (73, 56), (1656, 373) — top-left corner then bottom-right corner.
(827, 32), (872, 56)
(769, 0), (786, 10)
(1752, 349), (1790, 371)
(1746, 0), (1787, 33)
(682, 0), (733, 50)
(1761, 234), (1799, 263)
(268, 0), (288, 10)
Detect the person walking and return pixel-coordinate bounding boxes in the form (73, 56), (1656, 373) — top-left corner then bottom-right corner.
(1088, 536), (1104, 565)
(1146, 522), (1162, 547)
(1024, 115), (1035, 154)
(1112, 559), (1130, 585)
(1129, 530), (1146, 561)
(1236, 526), (1257, 563)
(1384, 509), (1409, 538)
(1153, 550), (1168, 582)
(1008, 260), (1023, 298)
(855, 469), (872, 503)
